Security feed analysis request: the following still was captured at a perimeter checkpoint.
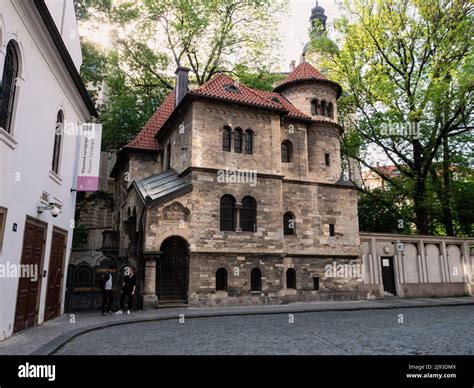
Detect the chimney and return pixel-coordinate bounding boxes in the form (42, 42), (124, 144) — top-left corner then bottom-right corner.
(290, 60), (296, 72)
(175, 66), (190, 106)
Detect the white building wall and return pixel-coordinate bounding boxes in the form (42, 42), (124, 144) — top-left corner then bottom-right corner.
(44, 0), (82, 70)
(0, 1), (91, 340)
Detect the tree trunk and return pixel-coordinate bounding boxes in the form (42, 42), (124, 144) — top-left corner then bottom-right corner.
(441, 136), (455, 236)
(414, 177), (430, 234)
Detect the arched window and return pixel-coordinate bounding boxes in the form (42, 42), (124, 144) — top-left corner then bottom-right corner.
(234, 127), (242, 153)
(220, 195), (236, 231)
(321, 100), (327, 117)
(241, 196), (256, 232)
(222, 126), (231, 151)
(251, 268), (262, 291)
(281, 140), (292, 163)
(311, 99), (319, 115)
(0, 41), (19, 133)
(286, 268), (296, 289)
(328, 103), (334, 118)
(51, 111), (63, 173)
(283, 212), (295, 235)
(216, 268), (228, 291)
(166, 142), (171, 170)
(245, 129), (253, 154)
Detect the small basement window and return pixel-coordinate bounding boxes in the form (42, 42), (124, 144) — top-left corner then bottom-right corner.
(325, 153), (330, 166)
(313, 277), (320, 291)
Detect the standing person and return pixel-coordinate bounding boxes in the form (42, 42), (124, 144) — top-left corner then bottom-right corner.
(116, 267), (137, 315)
(100, 266), (114, 316)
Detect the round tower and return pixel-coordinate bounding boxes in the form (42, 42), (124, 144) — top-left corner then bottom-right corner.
(274, 62), (343, 183)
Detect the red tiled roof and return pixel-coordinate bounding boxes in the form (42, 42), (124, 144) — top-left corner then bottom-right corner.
(274, 62), (342, 98)
(276, 62), (326, 88)
(125, 68), (329, 152)
(189, 74), (284, 111)
(124, 90), (176, 151)
(251, 89), (311, 121)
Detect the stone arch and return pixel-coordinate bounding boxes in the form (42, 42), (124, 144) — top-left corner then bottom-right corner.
(447, 244), (463, 282)
(157, 236), (190, 303)
(403, 243), (419, 283)
(425, 244), (442, 283)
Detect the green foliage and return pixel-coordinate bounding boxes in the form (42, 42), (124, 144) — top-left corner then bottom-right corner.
(98, 52), (169, 151)
(79, 37), (108, 103)
(233, 64), (285, 91)
(358, 188), (413, 233)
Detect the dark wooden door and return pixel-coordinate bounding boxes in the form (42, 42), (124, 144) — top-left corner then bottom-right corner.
(14, 220), (46, 333)
(157, 238), (189, 302)
(381, 256), (396, 295)
(45, 229), (67, 321)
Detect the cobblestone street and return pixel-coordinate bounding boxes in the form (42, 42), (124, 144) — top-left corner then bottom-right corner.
(54, 305), (474, 355)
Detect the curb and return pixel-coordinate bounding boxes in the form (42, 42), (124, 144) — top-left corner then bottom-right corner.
(31, 300), (474, 355)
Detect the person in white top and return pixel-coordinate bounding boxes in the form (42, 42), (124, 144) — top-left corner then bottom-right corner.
(100, 266), (115, 315)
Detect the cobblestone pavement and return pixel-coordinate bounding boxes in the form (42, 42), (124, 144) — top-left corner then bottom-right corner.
(54, 306), (474, 355)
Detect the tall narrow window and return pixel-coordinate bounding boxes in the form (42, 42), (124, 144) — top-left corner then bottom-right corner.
(281, 140), (292, 163)
(286, 268), (296, 289)
(166, 142), (171, 170)
(313, 277), (320, 291)
(241, 196), (256, 232)
(220, 195), (236, 231)
(283, 212), (295, 235)
(234, 128), (242, 153)
(222, 126), (231, 152)
(245, 129), (253, 154)
(311, 99), (319, 115)
(329, 224), (335, 237)
(325, 153), (330, 166)
(321, 100), (327, 117)
(328, 103), (334, 118)
(0, 207), (7, 251)
(51, 111), (63, 173)
(0, 41), (19, 133)
(216, 268), (228, 291)
(251, 268), (262, 291)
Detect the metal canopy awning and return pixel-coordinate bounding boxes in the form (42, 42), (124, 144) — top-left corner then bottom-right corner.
(134, 169), (193, 207)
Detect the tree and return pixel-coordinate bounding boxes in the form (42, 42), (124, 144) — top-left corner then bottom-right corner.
(104, 0), (287, 87)
(76, 0), (288, 150)
(316, 0), (473, 234)
(358, 188), (413, 234)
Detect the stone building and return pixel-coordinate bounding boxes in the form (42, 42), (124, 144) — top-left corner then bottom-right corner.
(111, 62), (361, 307)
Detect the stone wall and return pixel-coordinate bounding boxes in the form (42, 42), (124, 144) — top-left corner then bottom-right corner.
(191, 100), (281, 175)
(279, 83), (338, 122)
(188, 252), (361, 307)
(360, 233), (474, 299)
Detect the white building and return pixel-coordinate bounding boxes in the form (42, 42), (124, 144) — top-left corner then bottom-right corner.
(0, 0), (96, 339)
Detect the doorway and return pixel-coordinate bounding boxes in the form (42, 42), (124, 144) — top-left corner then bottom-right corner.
(157, 236), (189, 304)
(381, 256), (397, 295)
(44, 228), (67, 321)
(14, 218), (46, 333)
